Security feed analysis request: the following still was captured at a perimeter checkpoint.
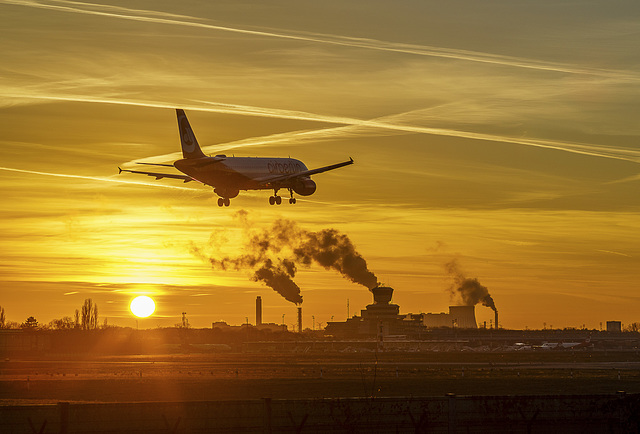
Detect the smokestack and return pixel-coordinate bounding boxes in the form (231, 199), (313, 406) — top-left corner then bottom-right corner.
(495, 310), (499, 330)
(297, 307), (302, 333)
(256, 296), (262, 326)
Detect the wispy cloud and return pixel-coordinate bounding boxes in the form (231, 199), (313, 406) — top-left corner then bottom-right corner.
(2, 0), (638, 81)
(156, 99), (640, 165)
(5, 92), (638, 166)
(606, 173), (640, 184)
(0, 165), (194, 190)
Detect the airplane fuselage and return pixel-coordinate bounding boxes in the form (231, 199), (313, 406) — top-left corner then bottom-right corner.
(174, 156), (312, 198)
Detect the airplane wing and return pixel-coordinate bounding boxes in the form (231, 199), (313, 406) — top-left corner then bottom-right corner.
(118, 167), (195, 183)
(255, 158), (354, 185)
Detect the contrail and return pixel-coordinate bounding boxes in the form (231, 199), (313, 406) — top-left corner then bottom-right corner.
(596, 249), (632, 258)
(33, 0), (204, 20)
(2, 0), (638, 80)
(606, 173), (640, 185)
(190, 104), (640, 165)
(128, 110), (417, 164)
(0, 166), (194, 190)
(170, 99), (640, 165)
(7, 93), (640, 165)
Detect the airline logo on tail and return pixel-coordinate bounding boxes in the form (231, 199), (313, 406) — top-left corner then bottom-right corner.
(176, 109), (205, 158)
(181, 118), (196, 153)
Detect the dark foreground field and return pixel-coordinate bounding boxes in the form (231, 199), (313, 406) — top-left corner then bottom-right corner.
(2, 351), (640, 404)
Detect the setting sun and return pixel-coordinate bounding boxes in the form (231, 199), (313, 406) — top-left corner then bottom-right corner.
(130, 296), (156, 318)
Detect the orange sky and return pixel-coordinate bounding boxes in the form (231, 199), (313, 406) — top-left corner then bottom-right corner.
(1, 0), (639, 330)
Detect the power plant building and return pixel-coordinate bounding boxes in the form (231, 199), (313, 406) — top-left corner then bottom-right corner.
(423, 306), (478, 329)
(325, 286), (479, 338)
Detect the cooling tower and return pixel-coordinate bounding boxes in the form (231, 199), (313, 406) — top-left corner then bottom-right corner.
(256, 296), (262, 326)
(449, 306), (478, 329)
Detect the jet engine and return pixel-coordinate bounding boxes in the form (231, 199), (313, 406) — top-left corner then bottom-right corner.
(292, 178), (316, 196)
(214, 187), (239, 198)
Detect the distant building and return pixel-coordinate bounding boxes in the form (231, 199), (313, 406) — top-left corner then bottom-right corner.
(256, 323), (287, 332)
(212, 321), (286, 332)
(326, 287), (413, 337)
(423, 306), (478, 329)
(422, 312), (451, 328)
(325, 287), (478, 338)
(606, 321), (622, 332)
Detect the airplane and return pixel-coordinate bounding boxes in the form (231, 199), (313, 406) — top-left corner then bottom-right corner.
(118, 109), (354, 207)
(536, 337), (592, 350)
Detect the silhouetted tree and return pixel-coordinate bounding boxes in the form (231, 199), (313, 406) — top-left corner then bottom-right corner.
(625, 322), (640, 332)
(0, 306), (5, 329)
(81, 298), (99, 330)
(74, 309), (80, 329)
(4, 321), (19, 329)
(48, 316), (75, 330)
(21, 316), (38, 329)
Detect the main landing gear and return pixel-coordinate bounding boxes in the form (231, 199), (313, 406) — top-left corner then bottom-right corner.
(268, 189), (297, 205)
(268, 195), (282, 205)
(217, 197), (230, 207)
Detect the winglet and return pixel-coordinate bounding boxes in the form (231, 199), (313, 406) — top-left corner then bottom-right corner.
(118, 167), (123, 174)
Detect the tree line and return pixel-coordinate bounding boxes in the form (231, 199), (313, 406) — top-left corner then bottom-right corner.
(0, 299), (102, 330)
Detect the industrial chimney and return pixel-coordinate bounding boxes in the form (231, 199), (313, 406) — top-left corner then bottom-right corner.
(297, 307), (302, 333)
(256, 296), (262, 326)
(494, 310), (499, 329)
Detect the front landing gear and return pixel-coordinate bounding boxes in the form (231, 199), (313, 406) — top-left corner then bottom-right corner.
(217, 197), (230, 207)
(269, 188), (297, 205)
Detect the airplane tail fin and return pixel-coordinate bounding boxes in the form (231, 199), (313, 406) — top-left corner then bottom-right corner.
(176, 109), (206, 159)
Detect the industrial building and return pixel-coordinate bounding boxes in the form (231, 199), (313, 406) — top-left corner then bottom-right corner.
(324, 286), (483, 338)
(606, 321), (622, 332)
(212, 296), (287, 332)
(422, 306), (479, 329)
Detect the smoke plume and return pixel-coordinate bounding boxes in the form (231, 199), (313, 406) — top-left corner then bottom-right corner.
(201, 215), (379, 304)
(293, 228), (379, 289)
(445, 258), (497, 311)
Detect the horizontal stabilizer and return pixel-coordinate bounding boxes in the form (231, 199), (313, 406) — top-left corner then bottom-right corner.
(118, 167), (194, 182)
(136, 162), (175, 168)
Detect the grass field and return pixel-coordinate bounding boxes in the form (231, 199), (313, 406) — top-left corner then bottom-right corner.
(2, 351), (640, 404)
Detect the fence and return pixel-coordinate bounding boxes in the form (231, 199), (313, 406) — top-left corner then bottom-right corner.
(2, 393), (639, 433)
